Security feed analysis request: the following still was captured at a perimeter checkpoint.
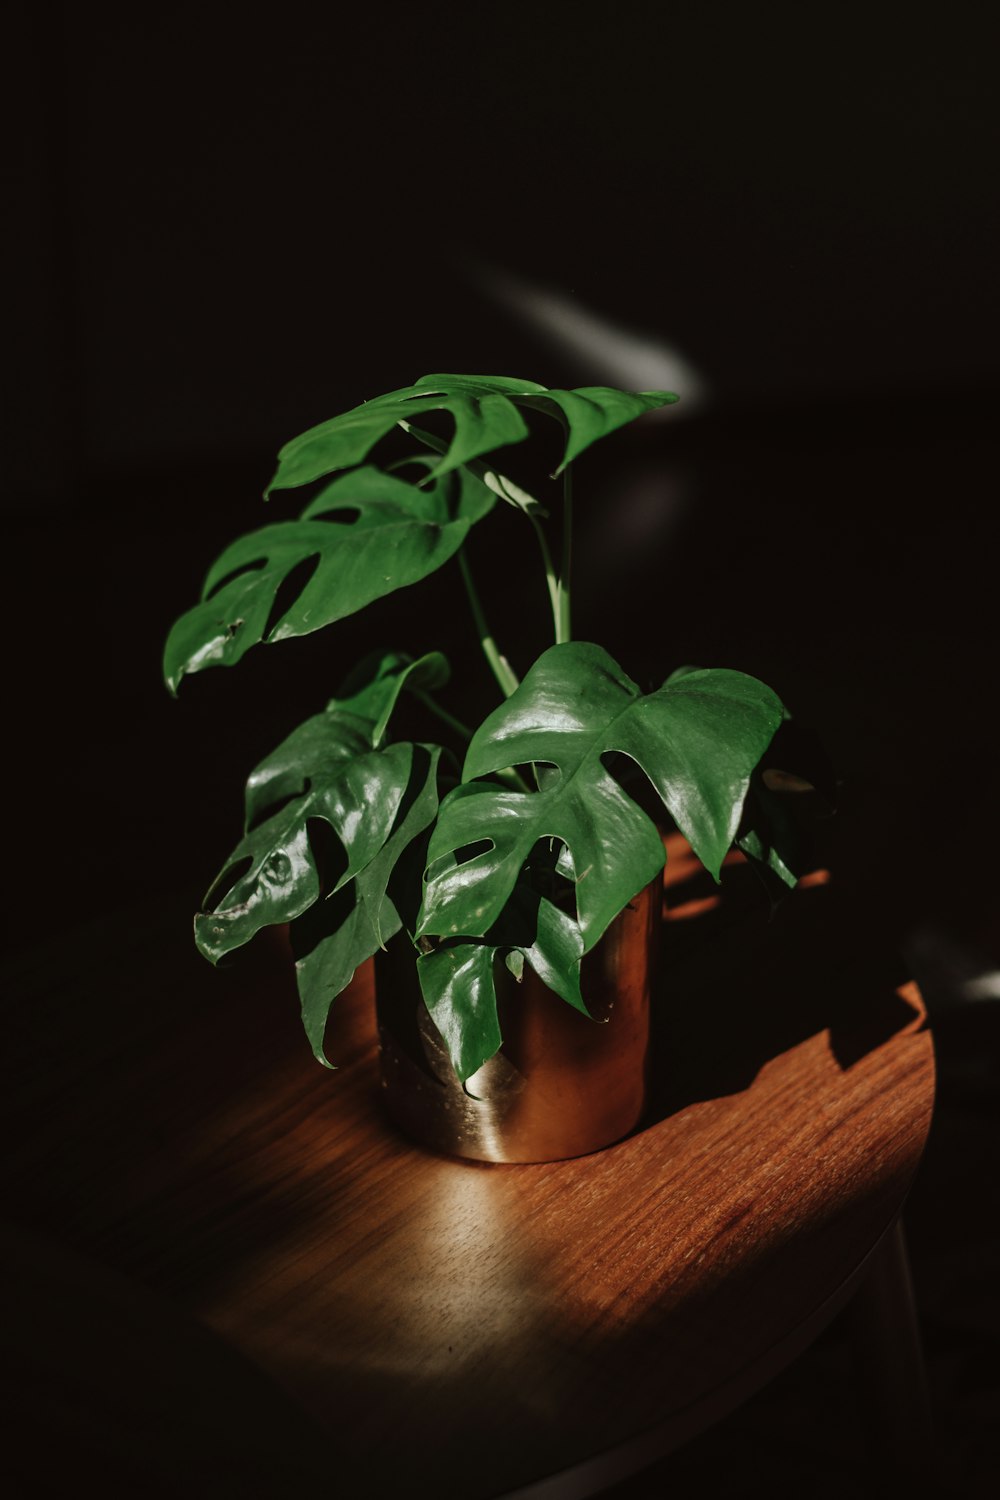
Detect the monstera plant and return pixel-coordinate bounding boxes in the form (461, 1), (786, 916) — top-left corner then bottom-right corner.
(165, 374), (797, 1085)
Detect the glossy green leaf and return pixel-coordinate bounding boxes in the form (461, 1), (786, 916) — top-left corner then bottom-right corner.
(240, 650), (447, 834)
(513, 385), (680, 473)
(416, 885), (586, 1082)
(418, 643), (783, 951)
(328, 649), (449, 748)
(265, 374), (679, 495)
(485, 847), (588, 1014)
(292, 744), (442, 1063)
(163, 465), (492, 692)
(195, 734), (414, 963)
(195, 651), (446, 962)
(417, 944), (503, 1084)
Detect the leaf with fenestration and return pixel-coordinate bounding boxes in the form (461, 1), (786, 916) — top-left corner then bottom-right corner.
(417, 643), (784, 951)
(327, 649), (449, 750)
(163, 465), (491, 691)
(244, 650), (449, 832)
(291, 744), (442, 1063)
(416, 884), (586, 1082)
(195, 732), (415, 963)
(265, 374), (679, 495)
(195, 648), (446, 961)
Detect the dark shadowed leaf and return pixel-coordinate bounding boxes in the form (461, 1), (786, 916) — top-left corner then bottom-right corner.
(736, 780), (799, 889)
(243, 650), (449, 832)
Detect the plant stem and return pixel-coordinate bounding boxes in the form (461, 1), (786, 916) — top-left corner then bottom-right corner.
(411, 690), (473, 742)
(557, 463), (572, 644)
(495, 764), (533, 794)
(412, 688), (531, 793)
(528, 514), (563, 644)
(458, 549), (520, 698)
(398, 413), (558, 656)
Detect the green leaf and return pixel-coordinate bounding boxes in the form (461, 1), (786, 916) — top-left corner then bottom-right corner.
(163, 465), (492, 692)
(195, 733), (415, 963)
(416, 887), (586, 1083)
(736, 780), (799, 889)
(514, 385), (681, 474)
(195, 644), (449, 964)
(417, 643), (783, 951)
(326, 649), (450, 751)
(292, 744), (442, 1064)
(243, 651), (448, 829)
(513, 895), (587, 1015)
(265, 374), (679, 495)
(417, 944), (503, 1085)
(485, 859), (588, 1015)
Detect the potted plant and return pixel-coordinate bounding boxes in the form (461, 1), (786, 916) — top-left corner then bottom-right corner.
(165, 374), (801, 1162)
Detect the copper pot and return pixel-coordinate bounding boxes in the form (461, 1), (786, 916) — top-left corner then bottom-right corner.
(375, 875), (661, 1163)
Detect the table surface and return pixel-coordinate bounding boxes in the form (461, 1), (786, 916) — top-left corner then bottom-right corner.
(1, 845), (934, 1498)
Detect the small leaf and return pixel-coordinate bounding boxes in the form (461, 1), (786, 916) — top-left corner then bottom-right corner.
(505, 950), (525, 982)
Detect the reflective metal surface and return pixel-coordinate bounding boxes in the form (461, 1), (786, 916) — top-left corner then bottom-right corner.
(375, 876), (660, 1163)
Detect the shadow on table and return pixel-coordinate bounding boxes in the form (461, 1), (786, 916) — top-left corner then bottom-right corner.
(646, 860), (924, 1123)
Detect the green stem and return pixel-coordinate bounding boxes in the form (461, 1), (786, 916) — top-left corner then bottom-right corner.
(399, 413), (558, 653)
(458, 549), (519, 698)
(494, 764), (533, 794)
(528, 514), (562, 644)
(413, 688), (530, 793)
(397, 418), (548, 516)
(411, 690), (473, 742)
(557, 463), (572, 644)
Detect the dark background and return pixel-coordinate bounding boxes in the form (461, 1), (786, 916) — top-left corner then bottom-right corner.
(4, 2), (1000, 1492)
(7, 2), (999, 959)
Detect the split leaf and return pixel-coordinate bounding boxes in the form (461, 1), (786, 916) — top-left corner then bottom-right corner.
(266, 374), (679, 495)
(164, 465), (491, 691)
(243, 650), (449, 836)
(292, 743), (442, 1063)
(194, 653), (446, 964)
(418, 643), (783, 951)
(417, 884), (587, 1083)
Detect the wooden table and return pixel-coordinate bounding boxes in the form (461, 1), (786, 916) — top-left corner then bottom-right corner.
(0, 854), (934, 1497)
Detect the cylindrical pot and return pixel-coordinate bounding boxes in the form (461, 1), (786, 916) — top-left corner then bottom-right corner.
(375, 875), (661, 1164)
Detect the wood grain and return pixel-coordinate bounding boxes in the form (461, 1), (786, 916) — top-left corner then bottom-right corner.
(0, 858), (934, 1498)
